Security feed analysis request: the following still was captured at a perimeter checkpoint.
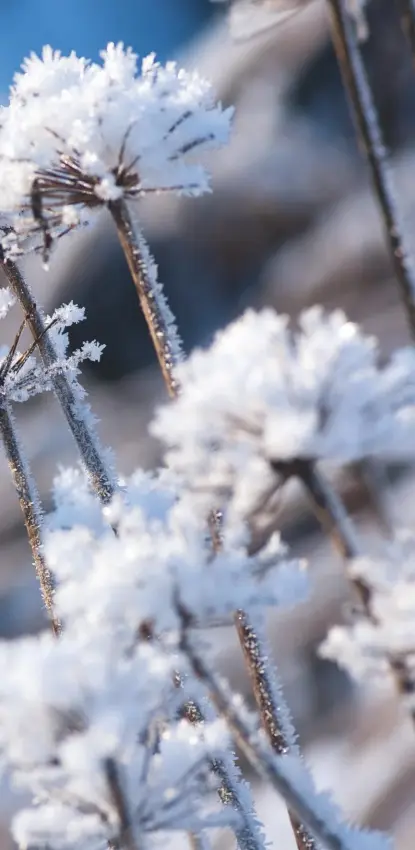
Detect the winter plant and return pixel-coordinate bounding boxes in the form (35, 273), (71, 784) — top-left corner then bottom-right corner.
(1, 1), (415, 849)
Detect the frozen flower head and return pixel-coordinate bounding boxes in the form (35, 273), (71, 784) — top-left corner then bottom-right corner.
(45, 466), (307, 640)
(0, 44), (233, 259)
(152, 307), (415, 515)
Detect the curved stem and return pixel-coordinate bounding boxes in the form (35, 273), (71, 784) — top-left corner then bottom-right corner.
(180, 620), (379, 850)
(326, 0), (415, 338)
(0, 402), (60, 635)
(108, 200), (182, 398)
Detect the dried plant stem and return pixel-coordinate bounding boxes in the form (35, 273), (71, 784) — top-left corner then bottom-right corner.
(234, 612), (317, 850)
(188, 834), (212, 850)
(182, 695), (265, 850)
(179, 617), (355, 850)
(113, 200), (311, 849)
(108, 199), (182, 398)
(273, 459), (415, 721)
(352, 460), (393, 536)
(104, 758), (140, 850)
(395, 0), (415, 62)
(0, 402), (60, 635)
(1, 257), (115, 504)
(326, 0), (415, 339)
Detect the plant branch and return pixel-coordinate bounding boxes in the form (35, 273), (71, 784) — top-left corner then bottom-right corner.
(179, 611), (376, 850)
(273, 458), (415, 722)
(326, 0), (415, 339)
(104, 758), (140, 850)
(113, 198), (313, 848)
(1, 256), (116, 504)
(395, 0), (415, 63)
(0, 402), (60, 635)
(108, 199), (182, 398)
(178, 686), (265, 850)
(234, 612), (318, 850)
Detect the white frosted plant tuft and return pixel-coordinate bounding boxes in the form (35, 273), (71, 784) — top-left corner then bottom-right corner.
(0, 43), (233, 259)
(153, 306), (415, 516)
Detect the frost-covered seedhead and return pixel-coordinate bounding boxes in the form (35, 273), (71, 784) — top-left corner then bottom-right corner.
(0, 293), (103, 404)
(0, 463), (284, 850)
(0, 628), (233, 850)
(0, 44), (233, 259)
(152, 307), (415, 516)
(0, 465), (305, 850)
(45, 466), (307, 640)
(320, 530), (415, 697)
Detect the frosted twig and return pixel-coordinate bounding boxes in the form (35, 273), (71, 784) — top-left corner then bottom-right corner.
(1, 256), (116, 504)
(234, 611), (318, 850)
(178, 604), (390, 850)
(108, 199), (182, 398)
(395, 0), (415, 64)
(326, 0), (415, 339)
(188, 833), (212, 850)
(0, 402), (60, 635)
(104, 758), (141, 850)
(273, 458), (415, 724)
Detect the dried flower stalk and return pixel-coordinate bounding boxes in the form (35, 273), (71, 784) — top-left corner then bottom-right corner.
(0, 402), (60, 634)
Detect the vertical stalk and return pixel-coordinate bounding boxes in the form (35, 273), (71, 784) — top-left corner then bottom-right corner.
(1, 257), (115, 504)
(395, 0), (415, 62)
(326, 0), (415, 338)
(234, 613), (318, 850)
(273, 458), (415, 725)
(180, 620), (354, 850)
(108, 200), (182, 398)
(0, 402), (60, 635)
(110, 198), (314, 850)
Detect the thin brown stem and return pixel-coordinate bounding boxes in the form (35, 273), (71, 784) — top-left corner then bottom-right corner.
(104, 758), (140, 850)
(188, 834), (212, 850)
(0, 402), (60, 635)
(1, 257), (115, 504)
(112, 198), (312, 848)
(395, 0), (415, 63)
(234, 612), (317, 850)
(273, 458), (415, 723)
(181, 698), (265, 850)
(108, 199), (182, 398)
(326, 0), (415, 338)
(352, 460), (393, 537)
(179, 612), (359, 850)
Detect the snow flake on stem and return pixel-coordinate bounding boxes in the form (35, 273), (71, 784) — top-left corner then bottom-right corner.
(0, 44), (233, 260)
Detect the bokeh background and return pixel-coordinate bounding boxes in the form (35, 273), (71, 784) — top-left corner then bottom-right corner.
(2, 1), (415, 847)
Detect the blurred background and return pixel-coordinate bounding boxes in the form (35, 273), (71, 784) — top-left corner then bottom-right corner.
(2, 1), (415, 847)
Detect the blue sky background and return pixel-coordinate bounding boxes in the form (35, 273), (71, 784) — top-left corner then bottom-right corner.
(0, 0), (216, 96)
